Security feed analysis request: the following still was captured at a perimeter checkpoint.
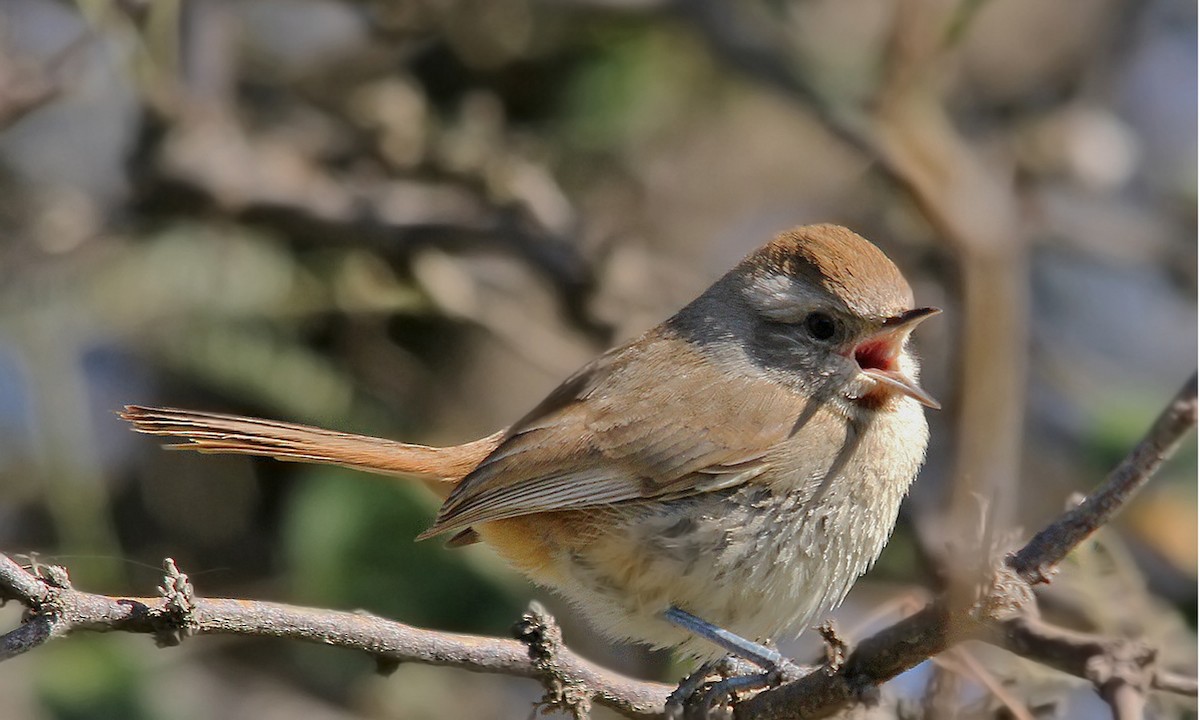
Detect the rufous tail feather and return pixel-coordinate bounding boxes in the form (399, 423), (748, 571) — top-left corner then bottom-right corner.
(120, 405), (503, 499)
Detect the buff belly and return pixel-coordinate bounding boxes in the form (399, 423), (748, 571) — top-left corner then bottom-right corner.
(479, 481), (905, 659)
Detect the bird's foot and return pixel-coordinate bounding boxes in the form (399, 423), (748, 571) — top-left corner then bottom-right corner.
(663, 607), (806, 718)
(665, 653), (804, 719)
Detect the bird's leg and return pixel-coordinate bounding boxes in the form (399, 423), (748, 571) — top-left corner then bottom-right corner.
(663, 606), (798, 673)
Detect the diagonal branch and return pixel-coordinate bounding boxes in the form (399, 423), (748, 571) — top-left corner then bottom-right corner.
(734, 373), (1197, 719)
(1009, 372), (1199, 583)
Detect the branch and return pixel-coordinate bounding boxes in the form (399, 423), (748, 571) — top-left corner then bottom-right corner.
(993, 611), (1197, 720)
(2, 376), (1195, 718)
(1009, 372), (1199, 583)
(1154, 671), (1199, 697)
(0, 554), (668, 719)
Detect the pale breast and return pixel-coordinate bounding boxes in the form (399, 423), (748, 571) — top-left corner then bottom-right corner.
(522, 399), (929, 658)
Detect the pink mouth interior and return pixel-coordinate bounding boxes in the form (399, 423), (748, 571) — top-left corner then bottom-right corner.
(854, 339), (897, 373)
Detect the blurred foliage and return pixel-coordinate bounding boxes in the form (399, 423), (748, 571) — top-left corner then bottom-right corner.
(35, 638), (151, 720)
(561, 24), (715, 151)
(0, 0), (1194, 718)
(282, 466), (524, 632)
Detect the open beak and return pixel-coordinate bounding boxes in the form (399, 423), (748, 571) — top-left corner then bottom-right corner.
(852, 307), (941, 409)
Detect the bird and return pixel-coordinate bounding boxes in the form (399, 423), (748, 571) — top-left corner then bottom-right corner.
(122, 223), (938, 667)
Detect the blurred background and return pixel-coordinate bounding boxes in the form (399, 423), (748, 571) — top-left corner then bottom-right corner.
(0, 0), (1194, 718)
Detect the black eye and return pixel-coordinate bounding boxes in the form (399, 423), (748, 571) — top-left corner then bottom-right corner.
(804, 312), (838, 341)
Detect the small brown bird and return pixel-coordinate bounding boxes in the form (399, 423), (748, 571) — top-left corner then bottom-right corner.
(123, 224), (938, 664)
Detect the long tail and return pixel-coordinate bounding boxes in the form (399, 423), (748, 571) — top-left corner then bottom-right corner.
(120, 405), (504, 498)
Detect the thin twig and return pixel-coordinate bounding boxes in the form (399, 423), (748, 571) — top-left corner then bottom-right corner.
(939, 647), (1036, 720)
(1153, 670), (1198, 697)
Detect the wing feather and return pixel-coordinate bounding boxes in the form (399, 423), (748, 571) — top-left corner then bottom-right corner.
(420, 329), (806, 537)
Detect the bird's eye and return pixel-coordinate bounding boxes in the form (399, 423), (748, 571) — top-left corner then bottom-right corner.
(804, 312), (838, 341)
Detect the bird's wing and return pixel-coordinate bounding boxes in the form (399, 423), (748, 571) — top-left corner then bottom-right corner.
(420, 329), (807, 537)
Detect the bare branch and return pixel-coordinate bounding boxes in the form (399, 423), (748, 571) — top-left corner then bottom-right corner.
(0, 555), (669, 719)
(995, 611), (1165, 718)
(1153, 670), (1199, 697)
(1010, 372), (1199, 584)
(0, 555), (50, 605)
(938, 647), (1036, 720)
(0, 613), (58, 662)
(990, 608), (1197, 715)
